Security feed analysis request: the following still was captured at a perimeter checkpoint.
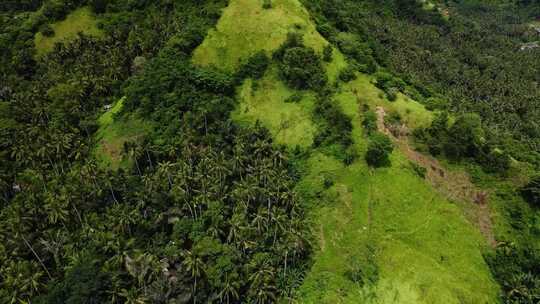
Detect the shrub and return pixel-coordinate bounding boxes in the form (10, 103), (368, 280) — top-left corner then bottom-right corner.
(521, 176), (540, 208)
(374, 71), (406, 92)
(284, 93), (303, 103)
(89, 0), (108, 13)
(323, 44), (333, 62)
(165, 27), (205, 54)
(386, 87), (399, 101)
(42, 0), (70, 20)
(384, 111), (401, 126)
(410, 161), (427, 178)
(445, 113), (485, 159)
(262, 0), (272, 9)
(280, 46), (327, 90)
(362, 110), (377, 135)
(335, 33), (377, 74)
(314, 97), (353, 149)
(339, 65), (356, 82)
(40, 24), (55, 37)
(316, 23), (337, 41)
(365, 132), (394, 167)
(273, 32), (304, 61)
(344, 146), (358, 165)
(237, 50), (270, 81)
(481, 148), (511, 174)
(425, 96), (448, 111)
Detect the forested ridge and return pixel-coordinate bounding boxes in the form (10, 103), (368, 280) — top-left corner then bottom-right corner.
(0, 0), (539, 303)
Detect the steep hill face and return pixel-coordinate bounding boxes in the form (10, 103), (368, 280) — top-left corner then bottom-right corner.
(1, 0), (538, 303)
(193, 1), (500, 302)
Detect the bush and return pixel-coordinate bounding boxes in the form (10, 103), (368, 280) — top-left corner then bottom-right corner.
(284, 93), (303, 103)
(480, 148), (511, 174)
(316, 23), (337, 41)
(165, 27), (205, 54)
(89, 0), (108, 13)
(386, 87), (399, 101)
(445, 113), (485, 159)
(410, 161), (427, 178)
(237, 50), (270, 81)
(40, 24), (55, 37)
(334, 33), (378, 74)
(365, 132), (393, 167)
(384, 111), (401, 126)
(262, 0), (272, 9)
(362, 110), (377, 135)
(425, 96), (448, 111)
(314, 97), (353, 148)
(273, 32), (304, 61)
(280, 46), (327, 90)
(323, 44), (333, 62)
(344, 146), (358, 165)
(42, 0), (70, 20)
(374, 72), (406, 92)
(521, 176), (540, 208)
(339, 65), (356, 82)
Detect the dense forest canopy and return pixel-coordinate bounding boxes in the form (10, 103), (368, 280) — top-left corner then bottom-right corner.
(303, 0), (540, 166)
(0, 0), (539, 303)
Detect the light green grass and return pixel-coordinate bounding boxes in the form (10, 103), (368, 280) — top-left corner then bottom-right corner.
(341, 74), (434, 129)
(296, 86), (498, 303)
(192, 0), (347, 83)
(34, 7), (103, 57)
(232, 66), (318, 148)
(197, 1), (499, 302)
(94, 98), (151, 170)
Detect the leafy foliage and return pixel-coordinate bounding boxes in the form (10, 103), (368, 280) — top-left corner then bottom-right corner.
(521, 176), (540, 208)
(365, 132), (393, 167)
(275, 33), (327, 90)
(0, 0), (311, 302)
(236, 50), (270, 81)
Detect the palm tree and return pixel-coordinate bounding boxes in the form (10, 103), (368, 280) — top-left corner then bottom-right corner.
(252, 208), (268, 234)
(157, 161), (176, 189)
(124, 141), (143, 176)
(19, 232), (52, 280)
(182, 250), (205, 304)
(218, 276), (239, 304)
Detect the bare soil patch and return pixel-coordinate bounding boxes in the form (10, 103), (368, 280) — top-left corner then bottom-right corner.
(375, 106), (496, 247)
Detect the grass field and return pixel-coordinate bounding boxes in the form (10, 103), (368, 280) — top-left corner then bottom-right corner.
(339, 74), (434, 129)
(94, 98), (152, 170)
(232, 66), (318, 148)
(297, 86), (498, 303)
(195, 0), (500, 302)
(34, 6), (102, 57)
(192, 0), (347, 83)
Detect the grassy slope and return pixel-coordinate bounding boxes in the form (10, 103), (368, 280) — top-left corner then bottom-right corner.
(94, 98), (151, 170)
(234, 68), (318, 148)
(193, 0), (499, 302)
(298, 81), (497, 303)
(34, 6), (103, 57)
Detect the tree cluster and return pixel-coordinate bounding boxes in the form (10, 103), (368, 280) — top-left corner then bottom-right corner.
(0, 0), (312, 303)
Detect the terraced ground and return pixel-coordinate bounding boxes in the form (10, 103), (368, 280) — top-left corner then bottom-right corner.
(193, 0), (500, 302)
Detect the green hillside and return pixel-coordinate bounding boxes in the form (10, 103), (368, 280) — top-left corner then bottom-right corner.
(34, 6), (103, 56)
(1, 0), (539, 303)
(193, 0), (499, 302)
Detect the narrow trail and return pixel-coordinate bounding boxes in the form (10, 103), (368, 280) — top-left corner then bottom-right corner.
(375, 106), (497, 247)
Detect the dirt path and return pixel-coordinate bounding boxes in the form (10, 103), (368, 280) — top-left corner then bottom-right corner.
(375, 106), (497, 247)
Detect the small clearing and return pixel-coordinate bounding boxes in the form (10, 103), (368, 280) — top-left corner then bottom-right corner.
(94, 98), (152, 170)
(34, 6), (102, 57)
